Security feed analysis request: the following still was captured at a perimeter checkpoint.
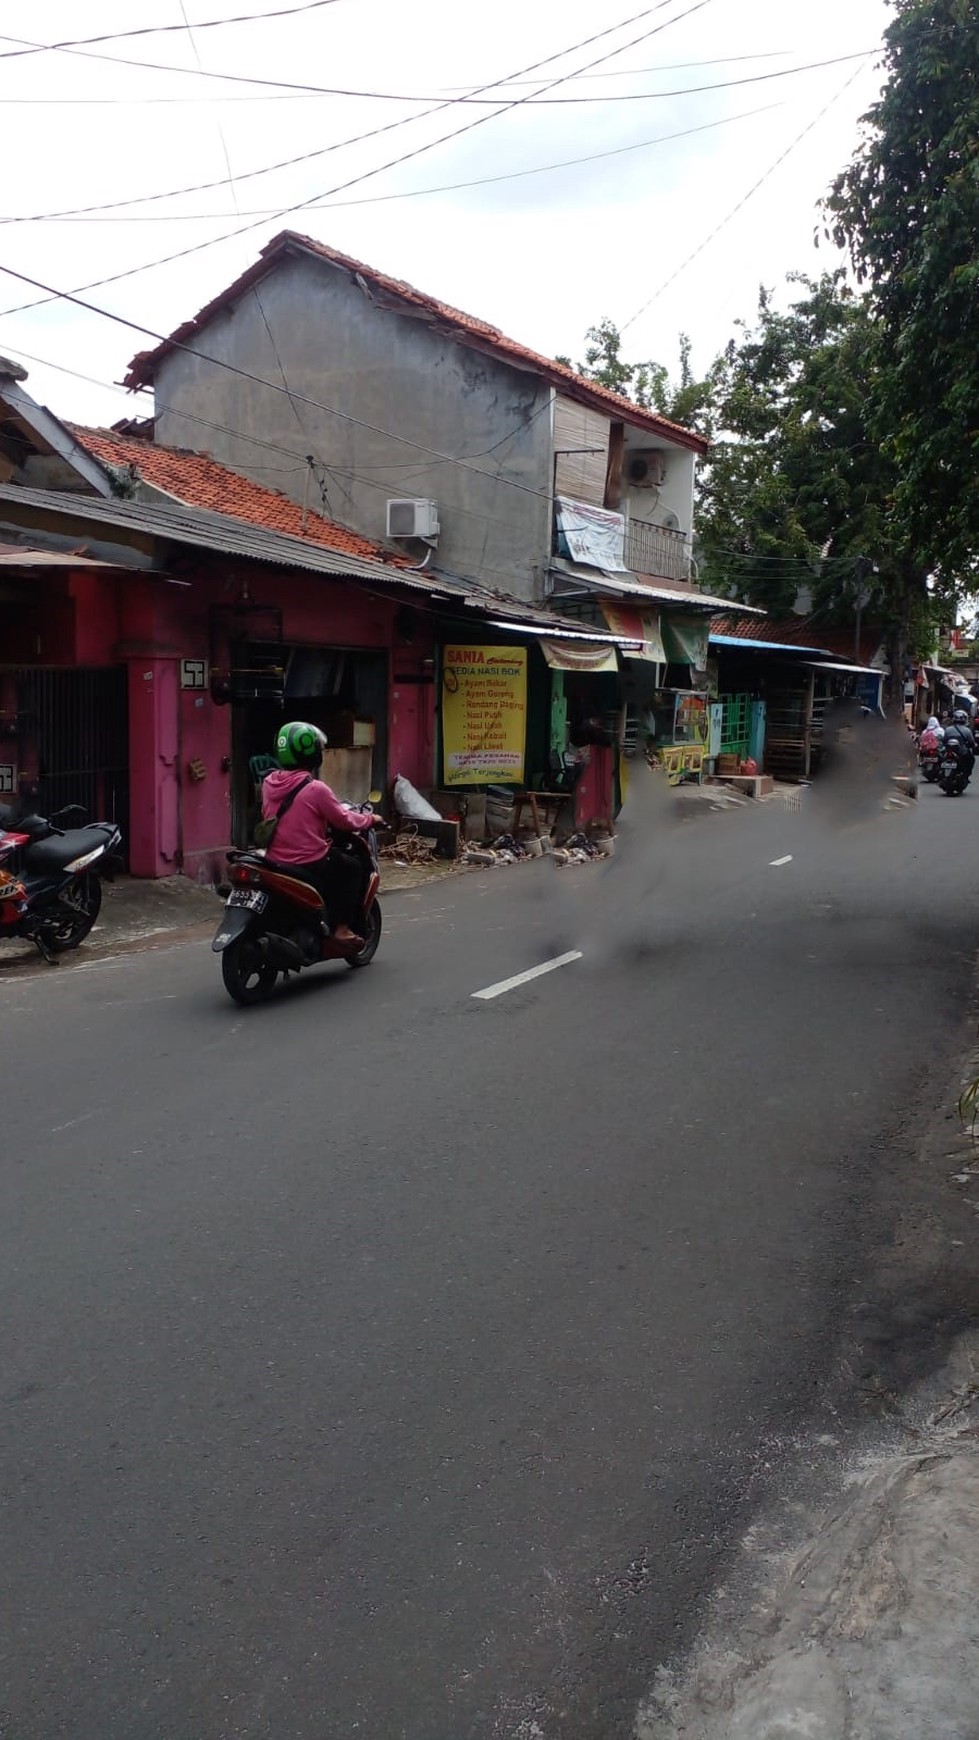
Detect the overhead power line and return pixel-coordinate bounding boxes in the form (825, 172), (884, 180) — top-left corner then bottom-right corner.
(621, 61), (872, 333)
(0, 341), (574, 552)
(1, 102), (783, 226)
(0, 47), (810, 103)
(0, 261), (693, 515)
(0, 35), (876, 106)
(0, 0), (344, 60)
(0, 0), (716, 317)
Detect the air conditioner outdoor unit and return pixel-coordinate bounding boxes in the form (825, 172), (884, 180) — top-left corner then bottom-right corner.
(386, 498), (440, 540)
(626, 449), (667, 489)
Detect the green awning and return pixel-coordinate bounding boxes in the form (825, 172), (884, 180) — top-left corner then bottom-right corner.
(662, 613), (710, 669)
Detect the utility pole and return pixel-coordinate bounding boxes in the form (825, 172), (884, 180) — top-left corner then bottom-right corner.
(853, 555), (873, 662)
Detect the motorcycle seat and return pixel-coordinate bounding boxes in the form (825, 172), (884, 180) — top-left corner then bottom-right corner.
(23, 825), (116, 874)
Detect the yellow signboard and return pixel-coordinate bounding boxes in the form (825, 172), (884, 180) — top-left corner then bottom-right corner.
(442, 645), (527, 786)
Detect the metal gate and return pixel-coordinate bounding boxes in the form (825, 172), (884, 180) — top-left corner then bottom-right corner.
(12, 667), (130, 863)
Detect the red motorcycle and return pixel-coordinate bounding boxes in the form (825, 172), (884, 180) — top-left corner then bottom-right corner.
(0, 802), (122, 962)
(212, 820), (382, 1005)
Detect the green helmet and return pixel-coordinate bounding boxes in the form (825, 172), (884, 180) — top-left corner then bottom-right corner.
(275, 720), (327, 771)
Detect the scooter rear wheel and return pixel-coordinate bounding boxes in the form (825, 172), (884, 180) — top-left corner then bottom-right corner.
(346, 901), (382, 968)
(221, 938), (279, 1004)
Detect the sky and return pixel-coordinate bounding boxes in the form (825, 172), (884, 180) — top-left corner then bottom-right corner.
(0, 0), (894, 432)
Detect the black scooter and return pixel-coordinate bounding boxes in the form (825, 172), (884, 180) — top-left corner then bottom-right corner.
(212, 822), (382, 1005)
(0, 802), (123, 961)
(937, 739), (974, 797)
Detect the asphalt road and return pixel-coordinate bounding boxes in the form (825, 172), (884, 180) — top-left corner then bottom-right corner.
(2, 765), (977, 1739)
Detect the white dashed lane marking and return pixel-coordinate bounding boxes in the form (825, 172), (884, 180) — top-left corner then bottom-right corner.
(472, 951), (583, 1001)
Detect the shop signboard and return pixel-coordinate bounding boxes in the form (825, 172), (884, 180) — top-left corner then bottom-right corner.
(442, 645), (527, 786)
(674, 693), (708, 744)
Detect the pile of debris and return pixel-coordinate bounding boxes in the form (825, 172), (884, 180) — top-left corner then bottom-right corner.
(379, 824), (437, 868)
(460, 831), (613, 868)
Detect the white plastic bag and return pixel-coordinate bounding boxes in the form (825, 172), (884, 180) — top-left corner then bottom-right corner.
(393, 774), (442, 822)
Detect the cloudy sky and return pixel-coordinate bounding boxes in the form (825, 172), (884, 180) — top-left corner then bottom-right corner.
(0, 0), (893, 429)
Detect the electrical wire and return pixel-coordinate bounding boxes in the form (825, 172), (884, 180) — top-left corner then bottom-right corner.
(621, 61), (871, 332)
(0, 0), (345, 60)
(0, 0), (716, 316)
(1, 101), (783, 225)
(0, 48), (833, 103)
(0, 39), (876, 107)
(0, 338), (677, 584)
(0, 263), (696, 516)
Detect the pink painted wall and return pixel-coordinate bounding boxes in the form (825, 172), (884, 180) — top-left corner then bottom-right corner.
(116, 564), (436, 878)
(5, 562), (439, 878)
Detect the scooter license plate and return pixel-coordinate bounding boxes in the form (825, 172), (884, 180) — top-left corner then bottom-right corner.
(228, 889), (268, 913)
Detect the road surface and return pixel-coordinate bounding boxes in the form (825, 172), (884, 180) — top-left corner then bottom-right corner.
(1, 770), (975, 1738)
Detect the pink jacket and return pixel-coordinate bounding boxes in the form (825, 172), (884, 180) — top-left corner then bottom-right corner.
(261, 769), (372, 865)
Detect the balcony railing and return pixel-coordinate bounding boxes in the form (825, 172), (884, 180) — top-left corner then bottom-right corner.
(624, 517), (690, 581)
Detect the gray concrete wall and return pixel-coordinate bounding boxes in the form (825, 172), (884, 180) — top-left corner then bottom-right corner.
(153, 252), (554, 600)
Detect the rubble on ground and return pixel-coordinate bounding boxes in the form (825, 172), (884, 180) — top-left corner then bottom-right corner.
(460, 831), (614, 868)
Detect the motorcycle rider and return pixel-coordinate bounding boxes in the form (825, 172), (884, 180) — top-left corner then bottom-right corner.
(260, 722), (374, 944)
(943, 708), (976, 775)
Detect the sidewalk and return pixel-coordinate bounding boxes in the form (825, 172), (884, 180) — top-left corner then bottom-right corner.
(95, 859), (463, 941)
(639, 1375), (979, 1739)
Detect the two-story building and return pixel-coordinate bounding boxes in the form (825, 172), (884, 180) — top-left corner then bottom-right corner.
(123, 230), (746, 810)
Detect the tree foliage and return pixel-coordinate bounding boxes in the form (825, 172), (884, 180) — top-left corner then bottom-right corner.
(826, 0), (979, 584)
(558, 320), (716, 431)
(694, 273), (902, 618)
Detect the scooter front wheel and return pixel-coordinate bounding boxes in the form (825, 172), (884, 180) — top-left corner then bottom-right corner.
(221, 938), (279, 1004)
(346, 901), (382, 968)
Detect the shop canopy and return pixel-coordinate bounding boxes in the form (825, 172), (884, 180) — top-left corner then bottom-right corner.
(541, 641), (619, 674)
(803, 659), (884, 677)
(710, 633), (832, 655)
(600, 602), (666, 663)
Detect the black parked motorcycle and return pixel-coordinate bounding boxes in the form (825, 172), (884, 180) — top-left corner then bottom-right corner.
(0, 802), (123, 961)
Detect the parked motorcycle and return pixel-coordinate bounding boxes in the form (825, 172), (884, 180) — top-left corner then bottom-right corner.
(212, 818), (382, 1005)
(937, 739), (974, 797)
(0, 802), (123, 961)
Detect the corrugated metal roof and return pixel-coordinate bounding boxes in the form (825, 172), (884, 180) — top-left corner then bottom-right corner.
(0, 541), (144, 570)
(550, 559), (760, 613)
(712, 611), (884, 661)
(0, 484), (620, 641)
(0, 482), (429, 585)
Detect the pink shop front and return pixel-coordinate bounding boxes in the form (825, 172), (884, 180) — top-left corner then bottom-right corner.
(0, 551), (435, 882)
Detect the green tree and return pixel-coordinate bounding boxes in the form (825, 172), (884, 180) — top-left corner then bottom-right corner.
(825, 0), (979, 666)
(557, 321), (716, 431)
(695, 273), (901, 618)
